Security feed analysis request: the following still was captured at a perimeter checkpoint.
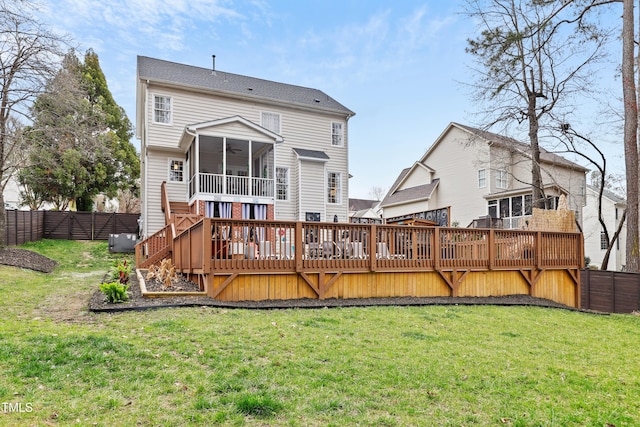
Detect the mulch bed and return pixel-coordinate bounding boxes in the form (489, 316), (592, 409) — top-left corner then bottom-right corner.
(88, 268), (591, 313)
(0, 248), (58, 273)
(141, 270), (203, 292)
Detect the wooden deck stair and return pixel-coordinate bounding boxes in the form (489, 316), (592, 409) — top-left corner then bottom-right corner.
(169, 201), (191, 215)
(136, 182), (203, 268)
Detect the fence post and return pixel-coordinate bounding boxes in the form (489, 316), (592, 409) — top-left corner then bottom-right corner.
(434, 227), (440, 270)
(535, 231), (542, 269)
(488, 229), (494, 270)
(295, 222), (303, 272)
(370, 224), (377, 271)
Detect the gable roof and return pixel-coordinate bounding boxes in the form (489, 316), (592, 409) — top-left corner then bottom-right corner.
(178, 115), (284, 149)
(349, 198), (379, 212)
(137, 56), (355, 117)
(292, 148), (330, 162)
(381, 177), (440, 208)
(449, 123), (588, 172)
(587, 185), (626, 206)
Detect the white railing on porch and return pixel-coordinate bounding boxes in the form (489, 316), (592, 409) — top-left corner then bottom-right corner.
(502, 215), (533, 230)
(195, 173), (274, 198)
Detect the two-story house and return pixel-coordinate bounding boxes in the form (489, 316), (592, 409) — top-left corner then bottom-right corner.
(583, 185), (626, 270)
(136, 56), (355, 237)
(381, 122), (588, 228)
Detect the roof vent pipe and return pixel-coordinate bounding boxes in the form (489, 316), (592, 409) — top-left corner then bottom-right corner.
(212, 55), (216, 71)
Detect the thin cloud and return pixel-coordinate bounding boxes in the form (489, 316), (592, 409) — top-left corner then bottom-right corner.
(40, 0), (245, 52)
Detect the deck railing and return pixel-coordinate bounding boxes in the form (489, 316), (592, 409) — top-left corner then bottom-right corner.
(166, 218), (583, 274)
(196, 173), (274, 198)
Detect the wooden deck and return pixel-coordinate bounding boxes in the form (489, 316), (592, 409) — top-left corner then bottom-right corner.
(136, 218), (584, 307)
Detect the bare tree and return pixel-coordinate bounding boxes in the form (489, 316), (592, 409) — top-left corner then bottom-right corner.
(463, 0), (612, 209)
(117, 188), (141, 214)
(0, 0), (67, 246)
(368, 186), (387, 202)
(552, 126), (625, 270)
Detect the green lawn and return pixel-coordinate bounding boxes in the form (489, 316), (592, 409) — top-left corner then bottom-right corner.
(1, 240), (639, 426)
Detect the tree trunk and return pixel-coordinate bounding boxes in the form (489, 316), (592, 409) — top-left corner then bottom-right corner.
(0, 193), (5, 248)
(528, 93), (545, 209)
(622, 0), (639, 271)
(601, 209), (626, 270)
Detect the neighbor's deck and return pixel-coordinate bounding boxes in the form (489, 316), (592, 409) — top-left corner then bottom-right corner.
(136, 218), (584, 307)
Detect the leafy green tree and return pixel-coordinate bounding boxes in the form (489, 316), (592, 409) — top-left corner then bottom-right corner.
(80, 49), (139, 198)
(20, 49), (139, 211)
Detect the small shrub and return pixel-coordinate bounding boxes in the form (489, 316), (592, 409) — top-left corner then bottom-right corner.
(100, 281), (129, 303)
(110, 259), (131, 284)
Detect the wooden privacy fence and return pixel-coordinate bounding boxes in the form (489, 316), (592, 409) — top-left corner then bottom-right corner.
(4, 210), (45, 246)
(4, 210), (139, 244)
(581, 269), (640, 313)
(137, 218), (584, 307)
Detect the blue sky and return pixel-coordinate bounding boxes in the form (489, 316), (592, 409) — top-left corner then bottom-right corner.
(37, 0), (624, 199)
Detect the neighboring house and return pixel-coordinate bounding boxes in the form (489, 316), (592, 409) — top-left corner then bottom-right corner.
(381, 122), (588, 229)
(348, 198), (382, 223)
(3, 176), (22, 210)
(583, 185), (626, 271)
(136, 56), (355, 237)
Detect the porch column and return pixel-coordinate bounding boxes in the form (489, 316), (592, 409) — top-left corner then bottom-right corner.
(273, 143), (277, 201)
(195, 133), (200, 197)
(248, 139), (253, 196)
(222, 137), (227, 194)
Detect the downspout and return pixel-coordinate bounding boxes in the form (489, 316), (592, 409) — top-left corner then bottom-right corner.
(143, 80), (149, 238)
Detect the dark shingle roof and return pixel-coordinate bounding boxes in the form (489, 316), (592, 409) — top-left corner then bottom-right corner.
(349, 198), (378, 211)
(138, 56), (354, 116)
(453, 123), (588, 171)
(292, 148), (330, 161)
(381, 177), (440, 207)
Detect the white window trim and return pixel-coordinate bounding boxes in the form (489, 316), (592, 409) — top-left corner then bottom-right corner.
(168, 158), (184, 183)
(261, 111), (281, 134)
(478, 169), (486, 188)
(496, 169), (508, 189)
(331, 121), (344, 146)
(327, 171), (342, 204)
(276, 167), (289, 201)
(153, 94), (172, 125)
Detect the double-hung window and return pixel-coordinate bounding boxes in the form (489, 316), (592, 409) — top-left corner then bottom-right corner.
(153, 95), (172, 124)
(327, 172), (341, 204)
(331, 122), (344, 146)
(276, 167), (289, 201)
(261, 112), (281, 134)
(169, 159), (184, 182)
(600, 230), (608, 250)
(478, 169), (486, 188)
(496, 169), (508, 189)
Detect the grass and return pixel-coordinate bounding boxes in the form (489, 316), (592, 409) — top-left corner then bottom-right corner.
(1, 240), (640, 426)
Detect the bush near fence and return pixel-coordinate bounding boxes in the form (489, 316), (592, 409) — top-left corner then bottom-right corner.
(4, 210), (139, 245)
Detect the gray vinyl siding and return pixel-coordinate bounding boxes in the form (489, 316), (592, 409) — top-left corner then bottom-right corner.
(146, 148), (187, 234)
(142, 80), (349, 230)
(298, 160), (326, 221)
